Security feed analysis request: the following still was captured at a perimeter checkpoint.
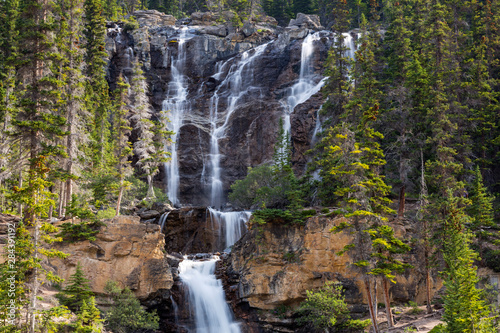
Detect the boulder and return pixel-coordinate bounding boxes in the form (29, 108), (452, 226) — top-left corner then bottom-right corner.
(139, 209), (161, 220)
(133, 10), (175, 27)
(242, 21), (256, 37)
(288, 13), (323, 30)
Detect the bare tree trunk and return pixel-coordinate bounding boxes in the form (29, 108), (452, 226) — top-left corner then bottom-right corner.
(373, 279), (378, 319)
(425, 249), (432, 314)
(398, 185), (405, 218)
(146, 175), (155, 199)
(57, 182), (65, 218)
(17, 169), (23, 216)
(383, 278), (394, 327)
(29, 222), (39, 333)
(364, 277), (379, 333)
(116, 185), (124, 217)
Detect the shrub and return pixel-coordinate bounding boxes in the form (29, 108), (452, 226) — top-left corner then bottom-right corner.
(58, 220), (105, 243)
(407, 301), (424, 315)
(296, 281), (370, 332)
(104, 281), (159, 333)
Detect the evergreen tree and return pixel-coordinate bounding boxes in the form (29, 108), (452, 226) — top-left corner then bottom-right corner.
(111, 75), (133, 216)
(73, 297), (103, 333)
(130, 59), (170, 199)
(441, 190), (494, 333)
(104, 281), (159, 333)
(467, 166), (498, 259)
(57, 262), (94, 312)
(84, 0), (112, 170)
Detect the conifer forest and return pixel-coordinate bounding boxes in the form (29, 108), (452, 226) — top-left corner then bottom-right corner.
(0, 0), (500, 332)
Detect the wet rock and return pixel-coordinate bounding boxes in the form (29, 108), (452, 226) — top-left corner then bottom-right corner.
(139, 209), (161, 219)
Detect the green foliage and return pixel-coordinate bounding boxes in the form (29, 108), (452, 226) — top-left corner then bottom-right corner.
(296, 281), (370, 332)
(73, 297), (103, 333)
(57, 263), (94, 312)
(441, 191), (495, 333)
(407, 301), (423, 315)
(96, 207), (117, 220)
(57, 219), (105, 243)
(103, 281), (159, 333)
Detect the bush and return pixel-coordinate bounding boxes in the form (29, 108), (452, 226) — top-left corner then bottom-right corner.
(96, 207), (116, 220)
(296, 281), (370, 332)
(58, 220), (105, 243)
(104, 281), (159, 333)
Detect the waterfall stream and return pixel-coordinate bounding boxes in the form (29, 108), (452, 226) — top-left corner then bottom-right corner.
(179, 256), (241, 333)
(282, 32), (326, 138)
(208, 208), (252, 250)
(163, 27), (193, 206)
(208, 43), (270, 209)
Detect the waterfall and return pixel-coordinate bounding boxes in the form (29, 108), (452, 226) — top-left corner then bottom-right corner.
(179, 256), (241, 333)
(163, 27), (192, 206)
(158, 211), (170, 233)
(208, 208), (252, 250)
(282, 32), (326, 137)
(208, 43), (270, 209)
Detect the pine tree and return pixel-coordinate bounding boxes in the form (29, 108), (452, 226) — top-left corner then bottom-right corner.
(73, 297), (103, 333)
(467, 166), (498, 259)
(130, 59), (170, 199)
(441, 190), (494, 333)
(112, 75), (133, 216)
(54, 0), (89, 217)
(57, 262), (94, 312)
(84, 0), (112, 170)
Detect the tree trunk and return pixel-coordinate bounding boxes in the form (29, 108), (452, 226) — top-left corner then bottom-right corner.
(364, 277), (379, 333)
(116, 185), (124, 217)
(383, 278), (394, 327)
(373, 279), (378, 319)
(29, 222), (39, 333)
(398, 185), (405, 218)
(17, 169), (23, 215)
(57, 183), (65, 218)
(146, 175), (155, 199)
(425, 261), (432, 314)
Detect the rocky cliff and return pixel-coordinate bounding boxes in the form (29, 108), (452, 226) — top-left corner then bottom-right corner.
(106, 11), (336, 207)
(47, 216), (174, 304)
(223, 215), (442, 332)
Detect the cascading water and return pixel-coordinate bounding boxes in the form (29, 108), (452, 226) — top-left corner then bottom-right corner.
(163, 27), (192, 206)
(207, 43), (270, 209)
(179, 256), (241, 333)
(311, 32), (357, 144)
(282, 32), (326, 138)
(208, 208), (252, 250)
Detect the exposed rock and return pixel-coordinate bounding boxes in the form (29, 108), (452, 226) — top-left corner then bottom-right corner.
(242, 21), (256, 37)
(225, 215), (443, 330)
(140, 209), (161, 219)
(288, 13), (323, 30)
(105, 18), (333, 206)
(161, 207), (223, 253)
(133, 10), (176, 27)
(47, 216), (173, 301)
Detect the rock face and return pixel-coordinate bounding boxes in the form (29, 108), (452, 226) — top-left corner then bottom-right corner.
(47, 216), (174, 302)
(224, 215), (442, 331)
(105, 16), (335, 207)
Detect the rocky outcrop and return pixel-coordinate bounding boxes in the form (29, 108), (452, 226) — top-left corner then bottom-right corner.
(133, 10), (176, 27)
(47, 216), (173, 302)
(224, 215), (442, 331)
(105, 16), (335, 206)
(288, 13), (323, 30)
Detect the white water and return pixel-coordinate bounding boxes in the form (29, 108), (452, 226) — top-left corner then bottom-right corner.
(158, 211), (170, 233)
(207, 43), (270, 209)
(179, 256), (241, 333)
(208, 208), (252, 250)
(282, 32), (326, 139)
(163, 28), (192, 206)
(311, 32), (357, 144)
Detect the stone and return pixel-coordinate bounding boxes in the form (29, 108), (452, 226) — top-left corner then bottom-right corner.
(45, 217), (173, 301)
(139, 209), (161, 220)
(224, 216), (443, 330)
(133, 10), (175, 27)
(288, 13), (323, 30)
(242, 21), (256, 37)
